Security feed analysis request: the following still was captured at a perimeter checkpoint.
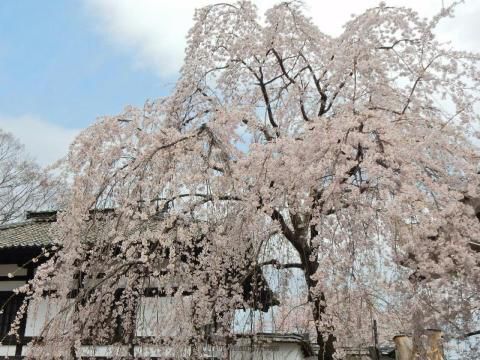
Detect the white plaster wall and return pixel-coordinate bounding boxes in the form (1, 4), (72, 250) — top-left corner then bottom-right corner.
(0, 345), (16, 357)
(22, 337), (307, 359)
(0, 280), (25, 291)
(21, 346), (29, 357)
(21, 295), (309, 360)
(134, 345), (191, 358)
(230, 342), (306, 360)
(24, 298), (73, 337)
(0, 264), (26, 277)
(22, 344), (107, 358)
(134, 343), (307, 359)
(136, 296), (193, 337)
(79, 345), (130, 357)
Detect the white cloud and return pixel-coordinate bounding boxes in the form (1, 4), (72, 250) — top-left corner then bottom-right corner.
(84, 0), (479, 78)
(84, 0), (213, 77)
(0, 115), (80, 167)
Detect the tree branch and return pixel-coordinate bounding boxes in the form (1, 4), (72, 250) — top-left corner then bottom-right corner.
(258, 259), (304, 270)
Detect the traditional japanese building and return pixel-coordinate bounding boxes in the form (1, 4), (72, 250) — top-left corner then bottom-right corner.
(0, 211), (54, 358)
(0, 211), (403, 359)
(0, 211), (316, 359)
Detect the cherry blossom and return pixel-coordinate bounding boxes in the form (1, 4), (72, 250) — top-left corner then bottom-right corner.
(17, 2), (480, 359)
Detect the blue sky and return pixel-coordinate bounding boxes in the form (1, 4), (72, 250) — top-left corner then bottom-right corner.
(0, 0), (478, 166)
(0, 1), (172, 130)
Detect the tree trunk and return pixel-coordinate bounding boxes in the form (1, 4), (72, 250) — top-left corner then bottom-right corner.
(274, 210), (337, 359)
(308, 285), (336, 359)
(304, 267), (336, 360)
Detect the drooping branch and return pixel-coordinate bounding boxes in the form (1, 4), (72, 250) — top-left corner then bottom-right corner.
(257, 259), (304, 270)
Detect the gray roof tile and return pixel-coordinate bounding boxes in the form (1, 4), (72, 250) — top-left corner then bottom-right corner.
(0, 220), (53, 249)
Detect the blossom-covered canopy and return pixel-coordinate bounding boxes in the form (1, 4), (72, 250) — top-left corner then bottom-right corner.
(17, 2), (480, 359)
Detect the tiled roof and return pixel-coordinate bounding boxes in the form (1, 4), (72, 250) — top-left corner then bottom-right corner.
(0, 220), (53, 249)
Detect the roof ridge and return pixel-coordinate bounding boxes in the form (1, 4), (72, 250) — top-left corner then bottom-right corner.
(0, 217), (56, 231)
(0, 219), (37, 231)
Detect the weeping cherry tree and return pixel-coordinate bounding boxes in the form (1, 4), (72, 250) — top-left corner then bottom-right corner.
(16, 1), (480, 359)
